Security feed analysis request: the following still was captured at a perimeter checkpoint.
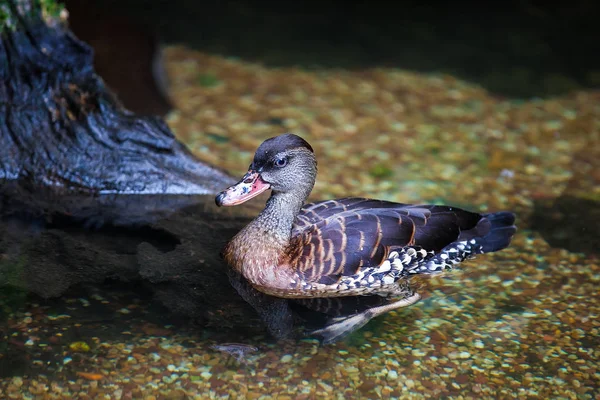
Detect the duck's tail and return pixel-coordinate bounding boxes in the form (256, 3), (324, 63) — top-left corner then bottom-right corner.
(414, 211), (516, 274)
(476, 211), (517, 253)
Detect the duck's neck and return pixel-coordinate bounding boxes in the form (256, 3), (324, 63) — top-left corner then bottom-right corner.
(251, 191), (305, 244)
(225, 191), (305, 289)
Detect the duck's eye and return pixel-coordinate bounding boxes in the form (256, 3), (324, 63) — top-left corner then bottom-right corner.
(274, 157), (288, 168)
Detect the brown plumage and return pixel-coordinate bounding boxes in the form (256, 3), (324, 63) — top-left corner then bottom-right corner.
(287, 200), (485, 284)
(216, 133), (516, 342)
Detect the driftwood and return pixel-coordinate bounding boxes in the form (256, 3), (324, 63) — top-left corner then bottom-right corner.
(0, 4), (233, 205)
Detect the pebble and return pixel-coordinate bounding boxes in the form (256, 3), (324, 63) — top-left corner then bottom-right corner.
(387, 370), (399, 380)
(317, 380), (333, 392)
(280, 354), (293, 363)
(201, 372), (212, 380)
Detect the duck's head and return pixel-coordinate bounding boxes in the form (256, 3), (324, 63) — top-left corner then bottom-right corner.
(216, 133), (317, 207)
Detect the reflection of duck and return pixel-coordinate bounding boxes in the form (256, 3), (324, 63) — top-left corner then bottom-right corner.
(216, 134), (516, 342)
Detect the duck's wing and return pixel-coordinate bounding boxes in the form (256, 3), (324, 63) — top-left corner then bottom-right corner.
(287, 199), (484, 284)
(293, 198), (407, 235)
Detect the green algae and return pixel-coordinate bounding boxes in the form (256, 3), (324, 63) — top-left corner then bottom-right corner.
(197, 73), (222, 88)
(1, 0), (65, 34)
(369, 164), (394, 179)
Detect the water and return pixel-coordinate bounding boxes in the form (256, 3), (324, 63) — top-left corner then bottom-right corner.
(1, 1), (599, 399)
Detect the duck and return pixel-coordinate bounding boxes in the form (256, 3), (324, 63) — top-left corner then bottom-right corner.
(216, 133), (516, 343)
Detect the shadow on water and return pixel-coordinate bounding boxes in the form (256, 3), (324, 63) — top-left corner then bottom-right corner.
(531, 195), (600, 256)
(0, 282), (163, 379)
(0, 193), (260, 378)
(66, 0), (600, 100)
(0, 277), (257, 379)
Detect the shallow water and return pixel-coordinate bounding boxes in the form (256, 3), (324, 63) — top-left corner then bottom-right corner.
(2, 2), (600, 399)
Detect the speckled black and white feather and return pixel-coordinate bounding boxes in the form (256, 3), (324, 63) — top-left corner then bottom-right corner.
(289, 238), (486, 297)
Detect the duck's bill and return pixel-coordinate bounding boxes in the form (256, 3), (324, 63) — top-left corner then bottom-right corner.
(215, 171), (271, 207)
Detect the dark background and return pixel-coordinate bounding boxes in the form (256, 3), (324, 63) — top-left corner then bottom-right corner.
(64, 0), (600, 115)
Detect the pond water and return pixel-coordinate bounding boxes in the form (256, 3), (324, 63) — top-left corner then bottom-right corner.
(1, 2), (599, 399)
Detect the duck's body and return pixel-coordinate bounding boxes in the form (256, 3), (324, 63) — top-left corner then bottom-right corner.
(216, 134), (516, 342)
(223, 197), (514, 300)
